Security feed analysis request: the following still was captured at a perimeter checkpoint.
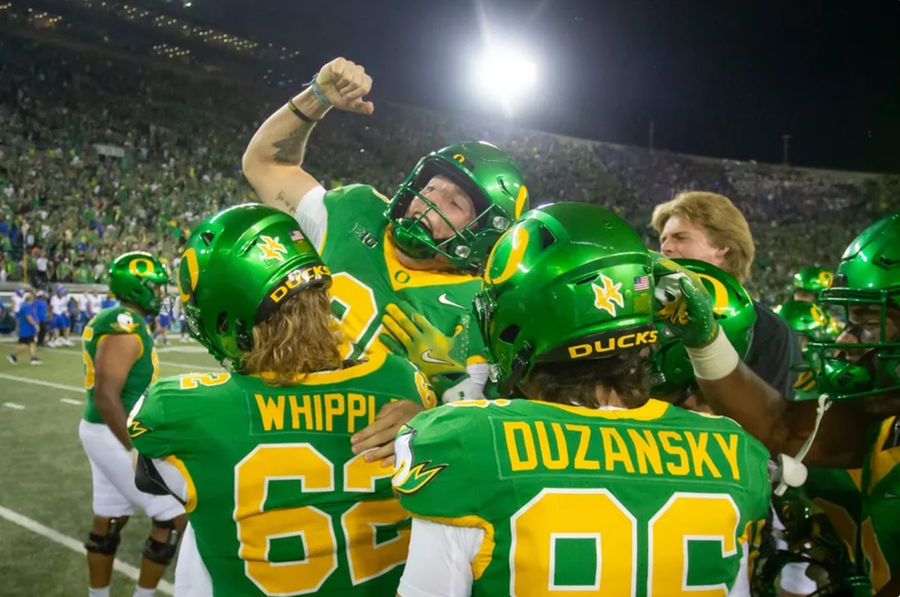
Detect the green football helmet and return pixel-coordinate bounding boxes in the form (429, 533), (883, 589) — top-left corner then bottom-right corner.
(178, 203), (331, 367)
(387, 141), (528, 274)
(475, 202), (656, 396)
(108, 251), (168, 316)
(805, 212), (900, 401)
(650, 259), (757, 400)
(774, 300), (838, 352)
(792, 266), (835, 294)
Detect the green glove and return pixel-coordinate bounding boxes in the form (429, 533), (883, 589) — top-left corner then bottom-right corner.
(652, 255), (719, 348)
(379, 302), (469, 397)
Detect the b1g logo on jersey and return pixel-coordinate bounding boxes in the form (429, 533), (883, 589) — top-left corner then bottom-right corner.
(351, 223), (379, 249)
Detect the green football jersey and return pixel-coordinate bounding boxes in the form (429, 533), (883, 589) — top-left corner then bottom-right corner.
(803, 416), (900, 594)
(128, 351), (436, 597)
(394, 398), (771, 596)
(318, 184), (486, 367)
(82, 306), (158, 424)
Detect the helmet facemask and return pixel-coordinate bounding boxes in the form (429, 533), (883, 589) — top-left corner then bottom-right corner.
(387, 142), (526, 275)
(805, 287), (900, 401)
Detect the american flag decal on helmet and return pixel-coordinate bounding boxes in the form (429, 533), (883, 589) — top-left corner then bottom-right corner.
(633, 275), (649, 291)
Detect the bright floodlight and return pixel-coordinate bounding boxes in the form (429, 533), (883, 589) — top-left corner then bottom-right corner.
(473, 47), (537, 117)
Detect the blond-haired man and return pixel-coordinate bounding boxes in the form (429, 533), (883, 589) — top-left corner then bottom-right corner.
(652, 191), (802, 397)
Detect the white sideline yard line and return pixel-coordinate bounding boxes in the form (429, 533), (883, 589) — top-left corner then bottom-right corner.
(0, 373), (82, 392)
(52, 348), (203, 370)
(4, 402), (25, 410)
(0, 504), (174, 594)
(61, 398), (83, 406)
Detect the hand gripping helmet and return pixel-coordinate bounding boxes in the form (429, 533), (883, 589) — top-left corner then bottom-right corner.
(108, 252), (168, 316)
(475, 202), (656, 396)
(178, 204), (331, 367)
(650, 258), (757, 400)
(806, 212), (900, 401)
(792, 266), (835, 294)
(387, 141), (528, 274)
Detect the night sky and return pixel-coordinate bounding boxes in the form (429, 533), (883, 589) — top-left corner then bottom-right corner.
(193, 0), (900, 173)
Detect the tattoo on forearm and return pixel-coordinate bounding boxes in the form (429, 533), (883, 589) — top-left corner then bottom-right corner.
(274, 190), (294, 210)
(272, 129), (306, 164)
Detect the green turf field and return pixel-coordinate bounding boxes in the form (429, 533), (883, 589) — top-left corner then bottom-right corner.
(0, 336), (222, 597)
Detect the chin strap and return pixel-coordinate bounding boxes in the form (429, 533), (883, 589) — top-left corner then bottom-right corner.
(772, 393), (832, 496)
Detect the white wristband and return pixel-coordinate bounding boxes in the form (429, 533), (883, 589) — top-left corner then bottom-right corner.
(685, 328), (740, 381)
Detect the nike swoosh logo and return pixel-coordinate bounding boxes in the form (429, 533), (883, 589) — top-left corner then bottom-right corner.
(421, 350), (453, 366)
(438, 293), (466, 310)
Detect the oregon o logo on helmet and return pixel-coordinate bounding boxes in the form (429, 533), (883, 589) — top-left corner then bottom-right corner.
(695, 272), (730, 314)
(818, 271), (834, 287)
(452, 153), (465, 163)
(485, 227), (529, 285)
(128, 257), (156, 276)
(178, 248), (200, 303)
(567, 330), (658, 359)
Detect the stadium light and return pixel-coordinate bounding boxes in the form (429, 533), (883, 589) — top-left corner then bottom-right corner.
(472, 46), (537, 118)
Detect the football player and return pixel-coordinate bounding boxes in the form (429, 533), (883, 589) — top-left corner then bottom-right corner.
(49, 285), (73, 347)
(78, 251), (185, 597)
(128, 204), (435, 596)
(657, 212), (900, 596)
(242, 57), (529, 415)
(393, 203), (771, 596)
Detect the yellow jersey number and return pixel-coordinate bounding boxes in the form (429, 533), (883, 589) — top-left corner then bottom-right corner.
(329, 272), (386, 360)
(511, 490), (741, 596)
(234, 444), (408, 594)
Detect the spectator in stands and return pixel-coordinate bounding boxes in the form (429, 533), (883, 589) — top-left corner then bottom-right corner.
(651, 191), (803, 398)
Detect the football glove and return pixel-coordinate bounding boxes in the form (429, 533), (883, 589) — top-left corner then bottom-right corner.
(379, 301), (469, 397)
(652, 254), (719, 348)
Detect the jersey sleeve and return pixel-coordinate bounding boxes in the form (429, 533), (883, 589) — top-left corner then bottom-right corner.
(127, 377), (177, 458)
(92, 307), (144, 337)
(294, 184), (327, 252)
(393, 407), (488, 519)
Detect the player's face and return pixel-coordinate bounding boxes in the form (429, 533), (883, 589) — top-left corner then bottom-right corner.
(659, 216), (728, 269)
(793, 290), (817, 302)
(405, 175), (477, 240)
(835, 305), (896, 362)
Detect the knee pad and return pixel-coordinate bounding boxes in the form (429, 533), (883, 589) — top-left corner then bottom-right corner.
(143, 518), (181, 565)
(85, 517), (126, 555)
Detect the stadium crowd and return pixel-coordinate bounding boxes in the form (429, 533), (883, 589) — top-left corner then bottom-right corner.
(2, 36), (899, 306)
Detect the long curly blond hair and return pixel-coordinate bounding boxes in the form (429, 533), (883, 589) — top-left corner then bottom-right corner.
(240, 288), (343, 386)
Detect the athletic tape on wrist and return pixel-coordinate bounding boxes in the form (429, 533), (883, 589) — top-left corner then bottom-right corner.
(685, 327), (740, 381)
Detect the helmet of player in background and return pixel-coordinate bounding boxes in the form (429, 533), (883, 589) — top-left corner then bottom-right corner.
(774, 299), (838, 354)
(650, 259), (757, 402)
(792, 266), (834, 301)
(475, 202), (656, 396)
(804, 212), (900, 401)
(388, 141), (528, 274)
(108, 252), (167, 316)
(178, 203), (331, 367)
